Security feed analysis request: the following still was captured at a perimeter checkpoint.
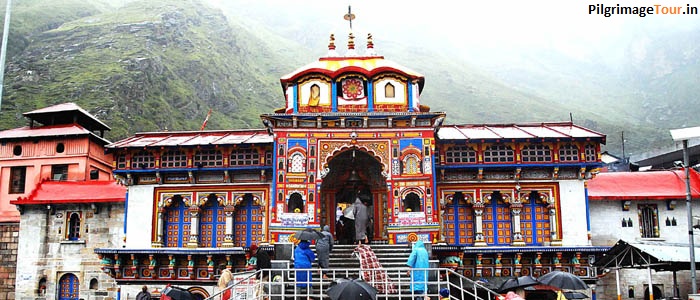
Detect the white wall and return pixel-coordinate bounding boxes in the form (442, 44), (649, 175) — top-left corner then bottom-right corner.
(559, 180), (590, 246)
(125, 185), (156, 248)
(589, 198), (700, 246)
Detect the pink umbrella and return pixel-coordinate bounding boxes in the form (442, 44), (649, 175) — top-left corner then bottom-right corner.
(505, 291), (526, 300)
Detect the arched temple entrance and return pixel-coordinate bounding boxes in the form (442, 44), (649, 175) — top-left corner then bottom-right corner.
(320, 148), (387, 243)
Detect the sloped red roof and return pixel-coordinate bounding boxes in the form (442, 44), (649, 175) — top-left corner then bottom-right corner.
(107, 129), (272, 149)
(0, 124), (111, 145)
(437, 122), (606, 142)
(587, 169), (700, 200)
(11, 180), (126, 205)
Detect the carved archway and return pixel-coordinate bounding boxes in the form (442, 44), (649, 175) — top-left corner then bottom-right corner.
(319, 147), (387, 242)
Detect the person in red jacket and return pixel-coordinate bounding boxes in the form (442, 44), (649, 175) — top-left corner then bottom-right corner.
(217, 269), (234, 300)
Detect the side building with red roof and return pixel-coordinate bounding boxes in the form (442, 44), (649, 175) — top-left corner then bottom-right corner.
(2, 103), (125, 300)
(587, 169), (700, 299)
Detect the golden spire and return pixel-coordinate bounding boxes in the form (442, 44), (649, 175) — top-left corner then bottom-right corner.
(348, 32), (355, 50)
(328, 33), (336, 50)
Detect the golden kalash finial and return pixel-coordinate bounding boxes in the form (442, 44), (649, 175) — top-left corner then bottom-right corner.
(365, 33), (377, 56)
(348, 32), (355, 50)
(328, 33), (336, 50)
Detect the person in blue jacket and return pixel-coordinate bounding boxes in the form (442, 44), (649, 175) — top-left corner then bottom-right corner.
(406, 240), (429, 297)
(294, 240), (316, 290)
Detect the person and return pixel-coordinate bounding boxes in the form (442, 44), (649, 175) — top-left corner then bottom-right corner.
(335, 205), (343, 223)
(217, 269), (234, 300)
(316, 225), (334, 279)
(294, 240), (316, 290)
(136, 285), (151, 300)
(406, 240), (429, 298)
(440, 288), (450, 300)
(341, 204), (355, 244)
(248, 244), (271, 299)
(353, 197), (369, 245)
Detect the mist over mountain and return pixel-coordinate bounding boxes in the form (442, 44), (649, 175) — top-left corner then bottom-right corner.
(0, 0), (698, 158)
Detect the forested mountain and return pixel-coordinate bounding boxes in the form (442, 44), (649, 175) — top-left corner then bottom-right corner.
(0, 0), (698, 157)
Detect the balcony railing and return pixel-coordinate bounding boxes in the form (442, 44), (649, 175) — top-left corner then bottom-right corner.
(206, 267), (500, 300)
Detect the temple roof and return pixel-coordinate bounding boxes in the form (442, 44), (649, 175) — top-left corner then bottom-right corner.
(24, 102), (111, 132)
(106, 129), (272, 149)
(0, 124), (111, 145)
(437, 122), (606, 142)
(279, 33), (425, 93)
(587, 169), (700, 200)
(11, 180), (126, 205)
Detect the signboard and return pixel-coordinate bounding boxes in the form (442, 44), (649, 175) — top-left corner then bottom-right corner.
(232, 271), (258, 300)
(397, 212), (425, 226)
(279, 213), (310, 226)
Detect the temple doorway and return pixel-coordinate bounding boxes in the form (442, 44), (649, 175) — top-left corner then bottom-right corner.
(320, 148), (387, 243)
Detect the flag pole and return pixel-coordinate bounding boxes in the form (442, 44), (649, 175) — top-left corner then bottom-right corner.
(200, 108), (212, 130)
(0, 0), (13, 112)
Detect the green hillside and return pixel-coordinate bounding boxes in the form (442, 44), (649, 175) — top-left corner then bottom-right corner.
(0, 0), (300, 139)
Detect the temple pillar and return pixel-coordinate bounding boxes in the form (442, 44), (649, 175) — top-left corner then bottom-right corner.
(473, 204), (487, 247)
(222, 206), (235, 247)
(510, 196), (525, 246)
(152, 207), (165, 247)
(187, 207), (201, 248)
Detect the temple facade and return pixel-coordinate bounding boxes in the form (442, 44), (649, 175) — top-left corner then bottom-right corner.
(94, 33), (608, 298)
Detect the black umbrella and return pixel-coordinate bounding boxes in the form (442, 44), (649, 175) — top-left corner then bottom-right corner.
(294, 228), (324, 241)
(563, 291), (589, 299)
(537, 271), (588, 290)
(327, 278), (377, 300)
(162, 285), (194, 300)
(498, 275), (540, 293)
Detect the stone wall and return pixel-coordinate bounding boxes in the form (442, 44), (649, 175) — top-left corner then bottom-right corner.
(0, 223), (18, 300)
(14, 204), (123, 300)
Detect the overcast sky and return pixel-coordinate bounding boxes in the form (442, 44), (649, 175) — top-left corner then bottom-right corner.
(211, 0), (700, 63)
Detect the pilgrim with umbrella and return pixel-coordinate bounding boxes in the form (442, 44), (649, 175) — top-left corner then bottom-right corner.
(292, 228), (322, 291)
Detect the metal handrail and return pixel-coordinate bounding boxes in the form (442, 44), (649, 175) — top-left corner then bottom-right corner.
(205, 267), (500, 300)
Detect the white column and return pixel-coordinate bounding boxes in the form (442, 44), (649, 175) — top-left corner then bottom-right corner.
(187, 209), (200, 248)
(615, 268), (621, 300)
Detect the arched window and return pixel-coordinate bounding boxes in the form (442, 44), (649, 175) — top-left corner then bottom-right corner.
(521, 191), (550, 245)
(38, 277), (47, 296)
(483, 191), (512, 246)
(484, 145), (514, 163)
(584, 144), (597, 162)
(402, 154), (421, 175)
(67, 212), (81, 240)
(558, 144), (579, 162)
(194, 149), (223, 167)
(131, 151), (155, 168)
(161, 150), (187, 168)
(58, 273), (79, 300)
(384, 83), (395, 98)
(403, 193), (422, 212)
(445, 145), (476, 163)
(231, 148), (260, 166)
(288, 193), (304, 213)
(164, 195), (191, 247)
(89, 278), (98, 290)
(444, 192), (474, 245)
(521, 144), (552, 162)
(233, 193), (264, 247)
(288, 152), (306, 173)
(199, 194), (225, 248)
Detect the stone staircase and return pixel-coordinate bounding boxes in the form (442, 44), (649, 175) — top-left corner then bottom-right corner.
(276, 242), (443, 299)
